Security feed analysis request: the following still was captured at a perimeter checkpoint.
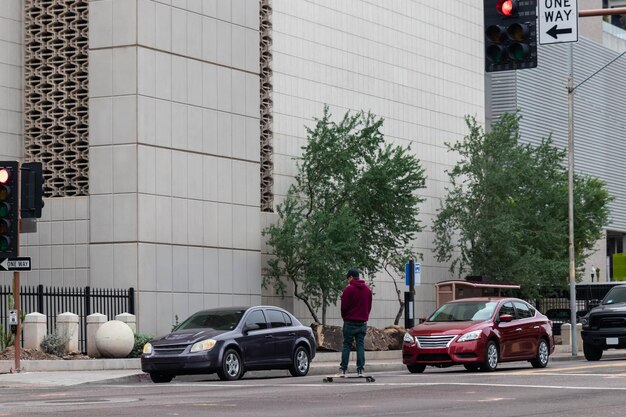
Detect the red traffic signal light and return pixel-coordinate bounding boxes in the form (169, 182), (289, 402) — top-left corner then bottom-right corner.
(496, 0), (518, 17)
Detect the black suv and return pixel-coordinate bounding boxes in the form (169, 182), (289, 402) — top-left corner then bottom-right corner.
(581, 285), (626, 361)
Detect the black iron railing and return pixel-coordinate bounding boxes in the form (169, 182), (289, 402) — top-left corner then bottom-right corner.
(0, 285), (134, 354)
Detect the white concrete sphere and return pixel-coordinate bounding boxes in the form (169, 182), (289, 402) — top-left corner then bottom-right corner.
(95, 320), (134, 358)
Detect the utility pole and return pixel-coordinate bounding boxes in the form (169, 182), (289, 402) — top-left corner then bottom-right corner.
(567, 64), (576, 357)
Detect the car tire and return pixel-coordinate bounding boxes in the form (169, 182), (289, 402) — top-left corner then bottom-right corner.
(217, 348), (244, 381)
(530, 338), (549, 368)
(149, 373), (174, 383)
(480, 340), (499, 372)
(463, 364), (480, 372)
(583, 342), (603, 361)
(407, 364), (426, 373)
(289, 346), (310, 377)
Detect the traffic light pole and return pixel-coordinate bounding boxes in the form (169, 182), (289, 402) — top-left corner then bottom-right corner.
(567, 62), (577, 357)
(579, 7), (626, 17)
(12, 271), (20, 372)
(12, 172), (21, 373)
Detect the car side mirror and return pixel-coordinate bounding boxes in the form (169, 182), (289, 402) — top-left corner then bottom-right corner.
(243, 323), (261, 334)
(499, 314), (514, 322)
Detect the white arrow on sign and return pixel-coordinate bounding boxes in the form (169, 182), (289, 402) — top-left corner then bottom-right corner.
(0, 259), (7, 271)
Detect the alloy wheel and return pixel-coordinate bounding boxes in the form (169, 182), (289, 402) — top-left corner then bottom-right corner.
(225, 352), (240, 377)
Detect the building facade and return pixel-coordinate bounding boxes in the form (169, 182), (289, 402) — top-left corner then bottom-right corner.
(6, 1), (622, 336)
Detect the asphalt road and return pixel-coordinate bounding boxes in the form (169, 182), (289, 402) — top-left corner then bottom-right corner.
(3, 358), (626, 417)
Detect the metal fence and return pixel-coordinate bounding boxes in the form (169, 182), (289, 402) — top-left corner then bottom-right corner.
(0, 285), (135, 354)
(534, 283), (624, 315)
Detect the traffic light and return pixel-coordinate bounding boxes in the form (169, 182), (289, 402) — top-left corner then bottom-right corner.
(0, 161), (19, 258)
(484, 0), (537, 72)
(20, 162), (45, 219)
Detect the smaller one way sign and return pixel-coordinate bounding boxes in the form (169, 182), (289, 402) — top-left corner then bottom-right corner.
(539, 0), (579, 45)
(0, 257), (31, 271)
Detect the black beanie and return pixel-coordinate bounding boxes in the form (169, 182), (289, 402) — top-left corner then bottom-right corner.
(346, 269), (360, 279)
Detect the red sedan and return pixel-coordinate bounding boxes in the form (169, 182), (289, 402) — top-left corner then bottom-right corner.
(402, 297), (554, 373)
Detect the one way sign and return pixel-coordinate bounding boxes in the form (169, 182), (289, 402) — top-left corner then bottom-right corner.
(539, 0), (578, 45)
(0, 257), (31, 271)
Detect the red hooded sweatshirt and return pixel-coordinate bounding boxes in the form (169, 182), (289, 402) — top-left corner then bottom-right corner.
(341, 279), (372, 323)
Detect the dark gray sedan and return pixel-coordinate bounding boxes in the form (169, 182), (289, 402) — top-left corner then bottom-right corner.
(141, 306), (316, 383)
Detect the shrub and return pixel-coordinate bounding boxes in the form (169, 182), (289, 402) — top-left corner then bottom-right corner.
(40, 332), (69, 357)
(128, 333), (153, 358)
(0, 324), (14, 351)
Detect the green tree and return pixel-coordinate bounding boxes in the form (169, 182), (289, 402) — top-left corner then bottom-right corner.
(433, 113), (612, 298)
(264, 106), (427, 324)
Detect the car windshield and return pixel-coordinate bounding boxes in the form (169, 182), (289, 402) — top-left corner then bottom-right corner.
(427, 301), (499, 322)
(176, 309), (246, 331)
(602, 287), (626, 305)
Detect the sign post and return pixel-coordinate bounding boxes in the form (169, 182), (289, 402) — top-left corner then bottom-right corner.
(404, 261), (421, 329)
(539, 0), (579, 45)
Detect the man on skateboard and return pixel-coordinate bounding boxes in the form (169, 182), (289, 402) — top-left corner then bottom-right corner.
(338, 268), (372, 377)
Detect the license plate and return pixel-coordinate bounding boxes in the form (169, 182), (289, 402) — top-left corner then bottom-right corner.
(607, 337), (619, 345)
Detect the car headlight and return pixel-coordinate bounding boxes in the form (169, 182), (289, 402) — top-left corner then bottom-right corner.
(581, 317), (589, 327)
(143, 342), (153, 354)
(403, 332), (415, 344)
(457, 330), (482, 342)
(190, 339), (217, 352)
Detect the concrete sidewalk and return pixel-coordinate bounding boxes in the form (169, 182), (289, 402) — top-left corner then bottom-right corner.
(0, 347), (624, 388)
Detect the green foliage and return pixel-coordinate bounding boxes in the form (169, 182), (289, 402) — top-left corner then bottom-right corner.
(128, 333), (153, 358)
(40, 332), (69, 357)
(264, 106), (427, 323)
(433, 113), (612, 298)
(0, 324), (14, 351)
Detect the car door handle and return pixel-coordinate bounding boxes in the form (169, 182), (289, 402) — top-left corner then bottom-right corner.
(265, 335), (274, 339)
(289, 332), (296, 336)
(533, 326), (540, 329)
(515, 328), (523, 332)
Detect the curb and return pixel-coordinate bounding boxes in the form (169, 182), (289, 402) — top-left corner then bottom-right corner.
(0, 358), (141, 373)
(2, 349), (625, 374)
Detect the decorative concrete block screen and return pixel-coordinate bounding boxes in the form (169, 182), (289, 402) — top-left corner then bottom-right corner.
(260, 0), (273, 212)
(24, 0), (89, 197)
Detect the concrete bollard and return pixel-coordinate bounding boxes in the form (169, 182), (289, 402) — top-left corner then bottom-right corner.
(95, 320), (134, 358)
(576, 323), (583, 352)
(57, 312), (79, 354)
(560, 323), (583, 352)
(561, 323), (571, 351)
(87, 313), (107, 358)
(115, 312), (136, 333)
(23, 312), (47, 350)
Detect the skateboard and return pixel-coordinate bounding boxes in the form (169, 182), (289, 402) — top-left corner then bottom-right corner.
(322, 375), (375, 383)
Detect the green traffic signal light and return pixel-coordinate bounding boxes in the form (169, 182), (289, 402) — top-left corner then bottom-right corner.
(507, 23), (531, 61)
(0, 202), (9, 217)
(485, 25), (507, 63)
